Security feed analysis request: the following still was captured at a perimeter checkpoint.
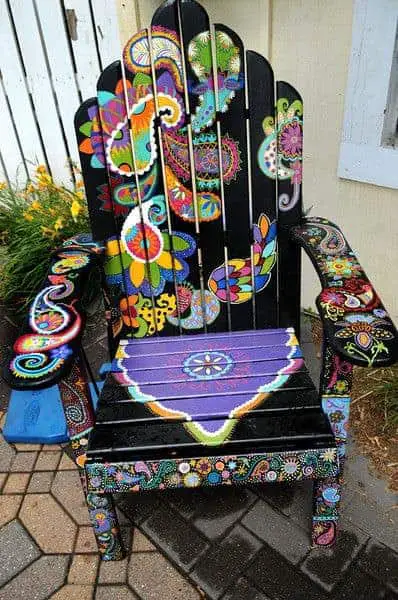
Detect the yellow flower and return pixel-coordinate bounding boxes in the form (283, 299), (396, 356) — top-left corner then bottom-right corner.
(23, 212), (34, 222)
(54, 217), (63, 232)
(40, 226), (57, 239)
(71, 199), (82, 221)
(75, 190), (85, 201)
(76, 179), (84, 189)
(0, 182), (7, 191)
(31, 200), (41, 211)
(26, 183), (36, 194)
(36, 164), (47, 174)
(37, 173), (52, 187)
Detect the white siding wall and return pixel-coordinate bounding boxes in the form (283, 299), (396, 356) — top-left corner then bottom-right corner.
(272, 0), (398, 321)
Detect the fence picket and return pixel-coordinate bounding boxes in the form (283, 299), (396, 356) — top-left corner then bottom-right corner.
(0, 80), (27, 185)
(9, 0), (71, 183)
(63, 0), (102, 100)
(0, 0), (46, 180)
(0, 0), (128, 184)
(91, 0), (121, 68)
(35, 0), (82, 170)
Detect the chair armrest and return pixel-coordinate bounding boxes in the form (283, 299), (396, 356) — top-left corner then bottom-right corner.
(290, 217), (398, 367)
(2, 234), (105, 390)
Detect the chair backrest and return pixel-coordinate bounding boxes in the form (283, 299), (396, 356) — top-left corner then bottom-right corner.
(75, 0), (303, 353)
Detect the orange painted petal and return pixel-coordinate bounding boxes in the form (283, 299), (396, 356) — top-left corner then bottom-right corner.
(79, 138), (93, 154)
(259, 214), (269, 238)
(115, 78), (130, 95)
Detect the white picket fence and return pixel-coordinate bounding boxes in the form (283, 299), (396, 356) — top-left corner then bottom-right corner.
(0, 0), (122, 187)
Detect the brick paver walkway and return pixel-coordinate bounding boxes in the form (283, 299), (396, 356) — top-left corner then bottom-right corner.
(1, 311), (397, 599)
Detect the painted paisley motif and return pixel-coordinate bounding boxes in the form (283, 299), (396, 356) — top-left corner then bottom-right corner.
(258, 98), (303, 212)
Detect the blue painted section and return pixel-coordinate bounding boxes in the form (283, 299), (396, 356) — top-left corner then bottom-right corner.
(3, 381), (103, 444)
(99, 362), (112, 379)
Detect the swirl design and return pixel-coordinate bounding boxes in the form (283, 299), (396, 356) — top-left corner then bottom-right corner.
(9, 246), (93, 380)
(11, 353), (63, 379)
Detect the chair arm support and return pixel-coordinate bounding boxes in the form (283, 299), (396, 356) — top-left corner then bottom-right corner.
(2, 234), (105, 390)
(290, 217), (398, 368)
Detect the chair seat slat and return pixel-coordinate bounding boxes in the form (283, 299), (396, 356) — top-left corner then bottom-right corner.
(87, 408), (335, 460)
(96, 389), (320, 425)
(115, 326), (298, 355)
(111, 349), (302, 372)
(97, 371), (315, 404)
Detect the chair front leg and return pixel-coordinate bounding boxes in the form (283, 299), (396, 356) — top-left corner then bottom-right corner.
(312, 474), (341, 546)
(312, 343), (353, 546)
(59, 353), (124, 559)
(87, 492), (125, 560)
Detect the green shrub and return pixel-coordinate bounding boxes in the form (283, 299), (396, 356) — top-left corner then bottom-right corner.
(0, 165), (89, 316)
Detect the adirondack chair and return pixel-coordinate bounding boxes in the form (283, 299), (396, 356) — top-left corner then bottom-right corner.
(3, 0), (398, 561)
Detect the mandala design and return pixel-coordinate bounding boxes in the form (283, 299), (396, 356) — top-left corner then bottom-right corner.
(106, 212), (196, 298)
(183, 351), (234, 380)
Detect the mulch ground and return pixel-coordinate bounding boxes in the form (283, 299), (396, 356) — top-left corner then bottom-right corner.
(350, 366), (398, 493)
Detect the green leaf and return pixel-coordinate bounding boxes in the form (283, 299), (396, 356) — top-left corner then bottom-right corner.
(79, 121), (92, 136)
(171, 234), (189, 252)
(104, 255), (123, 276)
(162, 234), (171, 251)
(148, 262), (161, 289)
(120, 251), (132, 266)
(260, 255), (276, 275)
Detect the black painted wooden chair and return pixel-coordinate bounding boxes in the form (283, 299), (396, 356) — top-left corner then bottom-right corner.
(4, 0), (398, 560)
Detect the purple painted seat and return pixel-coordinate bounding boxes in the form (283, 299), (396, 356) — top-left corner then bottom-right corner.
(88, 327), (329, 450)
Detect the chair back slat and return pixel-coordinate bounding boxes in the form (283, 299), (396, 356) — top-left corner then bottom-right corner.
(75, 98), (114, 243)
(75, 96), (131, 351)
(208, 23), (253, 332)
(276, 81), (303, 335)
(246, 51), (278, 329)
(178, 0), (231, 333)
